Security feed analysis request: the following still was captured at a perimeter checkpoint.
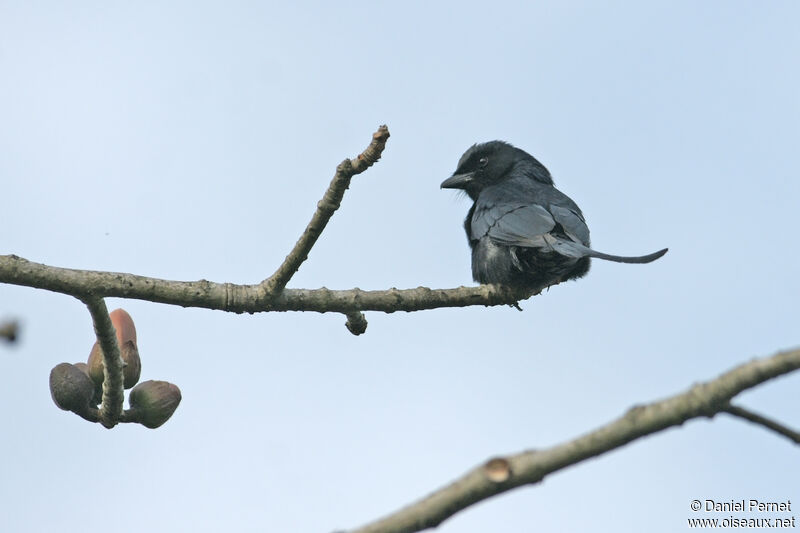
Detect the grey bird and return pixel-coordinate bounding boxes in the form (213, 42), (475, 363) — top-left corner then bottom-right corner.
(441, 141), (668, 290)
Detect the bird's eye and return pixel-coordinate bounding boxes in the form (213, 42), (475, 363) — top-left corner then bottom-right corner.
(478, 157), (489, 168)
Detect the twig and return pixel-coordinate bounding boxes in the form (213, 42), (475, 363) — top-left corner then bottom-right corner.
(0, 255), (538, 315)
(82, 297), (125, 428)
(348, 347), (800, 533)
(723, 403), (800, 445)
(262, 125), (391, 296)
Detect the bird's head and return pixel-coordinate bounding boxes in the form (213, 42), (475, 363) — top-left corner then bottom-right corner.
(441, 141), (552, 199)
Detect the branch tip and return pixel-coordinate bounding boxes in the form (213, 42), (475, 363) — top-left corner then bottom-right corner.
(345, 312), (368, 336)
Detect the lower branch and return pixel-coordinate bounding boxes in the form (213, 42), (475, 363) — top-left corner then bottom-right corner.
(348, 347), (800, 533)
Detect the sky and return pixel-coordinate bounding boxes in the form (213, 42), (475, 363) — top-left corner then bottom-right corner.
(1, 1), (799, 532)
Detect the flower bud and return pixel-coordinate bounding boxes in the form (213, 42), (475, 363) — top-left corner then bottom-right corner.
(86, 342), (104, 387)
(49, 363), (95, 415)
(87, 339), (141, 390)
(109, 308), (136, 345)
(120, 340), (141, 388)
(74, 361), (101, 405)
(86, 308), (141, 390)
(129, 380), (181, 429)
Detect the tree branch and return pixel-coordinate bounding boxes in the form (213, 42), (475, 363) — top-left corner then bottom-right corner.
(0, 254), (538, 314)
(262, 125), (391, 296)
(348, 347), (800, 533)
(82, 297), (125, 428)
(0, 125), (546, 333)
(723, 403), (800, 445)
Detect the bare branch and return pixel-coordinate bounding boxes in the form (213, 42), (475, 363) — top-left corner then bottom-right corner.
(723, 403), (800, 445)
(82, 297), (125, 428)
(0, 125), (547, 326)
(0, 254), (538, 314)
(348, 347), (800, 533)
(262, 125), (391, 296)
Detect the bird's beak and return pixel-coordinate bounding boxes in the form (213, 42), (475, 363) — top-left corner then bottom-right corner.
(440, 172), (474, 190)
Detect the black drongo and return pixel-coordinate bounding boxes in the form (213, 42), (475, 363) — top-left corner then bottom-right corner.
(441, 141), (668, 290)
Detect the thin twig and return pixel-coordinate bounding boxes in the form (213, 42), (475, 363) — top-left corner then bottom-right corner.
(348, 347), (800, 533)
(723, 403), (800, 445)
(82, 297), (125, 428)
(262, 125), (391, 296)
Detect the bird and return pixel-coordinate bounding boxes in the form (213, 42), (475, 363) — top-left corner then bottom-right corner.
(441, 141), (668, 290)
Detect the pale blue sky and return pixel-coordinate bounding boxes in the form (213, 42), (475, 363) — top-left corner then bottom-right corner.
(2, 2), (799, 532)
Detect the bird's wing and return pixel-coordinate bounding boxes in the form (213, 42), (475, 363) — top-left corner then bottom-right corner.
(549, 204), (590, 246)
(471, 201), (556, 247)
(470, 179), (590, 249)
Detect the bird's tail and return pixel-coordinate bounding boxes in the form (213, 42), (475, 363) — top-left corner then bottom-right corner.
(585, 247), (668, 264)
(546, 236), (668, 263)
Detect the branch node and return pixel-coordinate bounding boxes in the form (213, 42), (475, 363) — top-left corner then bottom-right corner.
(484, 457), (512, 483)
